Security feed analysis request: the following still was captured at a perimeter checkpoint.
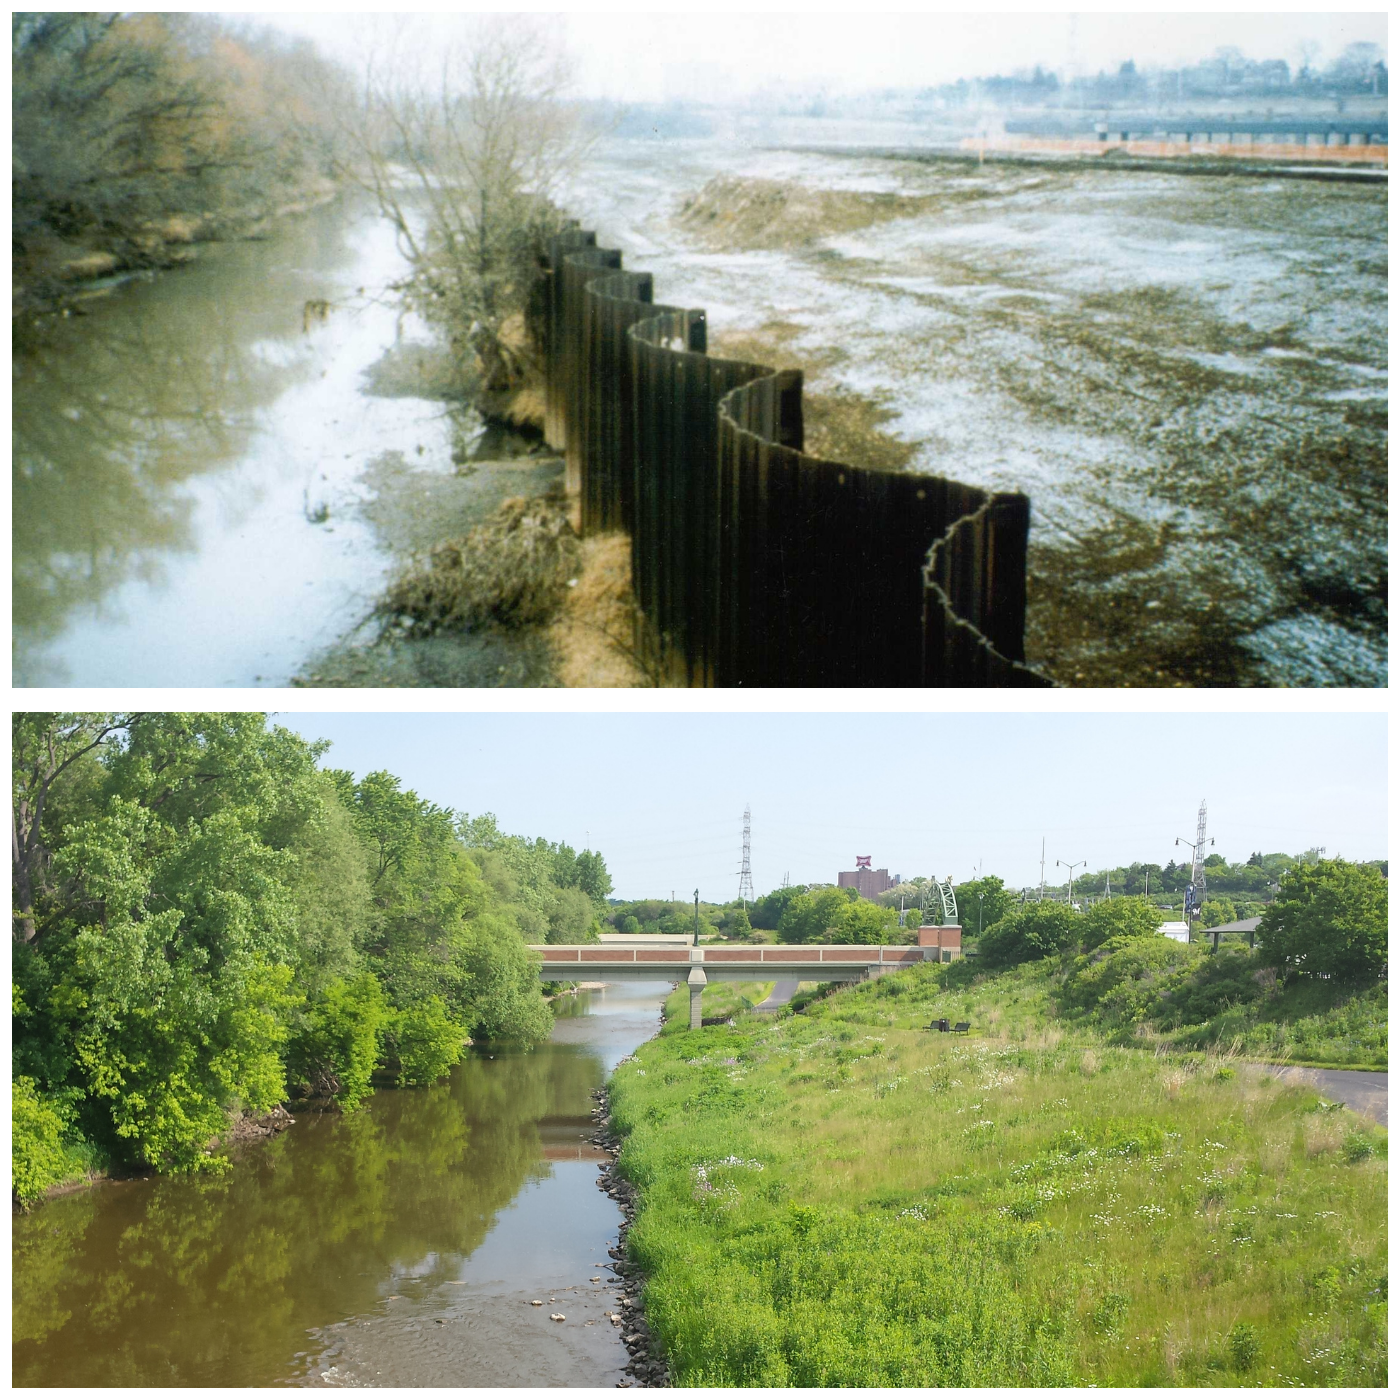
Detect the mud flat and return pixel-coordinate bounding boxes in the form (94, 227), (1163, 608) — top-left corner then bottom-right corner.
(564, 130), (1387, 686)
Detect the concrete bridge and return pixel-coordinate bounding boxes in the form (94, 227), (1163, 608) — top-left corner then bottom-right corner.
(531, 940), (949, 1028)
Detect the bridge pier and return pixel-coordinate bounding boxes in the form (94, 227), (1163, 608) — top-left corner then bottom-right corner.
(687, 966), (707, 1029)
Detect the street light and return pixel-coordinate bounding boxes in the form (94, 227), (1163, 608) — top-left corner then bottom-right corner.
(693, 889), (701, 947)
(1057, 859), (1085, 910)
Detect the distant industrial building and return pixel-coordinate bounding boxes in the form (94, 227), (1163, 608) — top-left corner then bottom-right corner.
(838, 856), (897, 899)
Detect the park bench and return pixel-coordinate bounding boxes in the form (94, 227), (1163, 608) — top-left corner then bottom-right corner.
(921, 1019), (972, 1034)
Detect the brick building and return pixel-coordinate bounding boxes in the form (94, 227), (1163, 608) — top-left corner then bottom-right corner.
(837, 857), (897, 900)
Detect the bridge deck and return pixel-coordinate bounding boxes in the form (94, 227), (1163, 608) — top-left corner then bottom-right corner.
(530, 944), (935, 982)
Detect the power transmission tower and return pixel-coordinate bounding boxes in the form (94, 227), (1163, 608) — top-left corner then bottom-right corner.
(1174, 799), (1215, 945)
(737, 804), (755, 906)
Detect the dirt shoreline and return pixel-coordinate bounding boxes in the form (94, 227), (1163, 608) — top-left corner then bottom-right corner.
(14, 185), (341, 319)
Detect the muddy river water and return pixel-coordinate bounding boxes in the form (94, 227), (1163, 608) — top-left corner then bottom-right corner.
(13, 123), (1387, 686)
(11, 983), (671, 1388)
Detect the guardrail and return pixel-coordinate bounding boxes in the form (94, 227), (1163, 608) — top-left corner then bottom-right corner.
(537, 223), (1050, 687)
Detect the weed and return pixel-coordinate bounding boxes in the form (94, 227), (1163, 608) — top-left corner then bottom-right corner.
(610, 960), (1386, 1386)
(381, 495), (578, 634)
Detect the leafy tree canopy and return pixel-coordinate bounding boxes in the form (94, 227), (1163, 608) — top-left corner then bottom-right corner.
(1257, 858), (1386, 984)
(978, 902), (1082, 970)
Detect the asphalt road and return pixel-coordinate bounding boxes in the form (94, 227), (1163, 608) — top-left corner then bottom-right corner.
(1251, 1065), (1387, 1126)
(754, 980), (801, 1013)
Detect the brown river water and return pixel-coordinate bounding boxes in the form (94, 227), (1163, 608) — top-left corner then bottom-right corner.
(11, 983), (672, 1388)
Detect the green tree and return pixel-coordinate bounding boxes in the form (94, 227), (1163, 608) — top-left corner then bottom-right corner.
(546, 886), (598, 943)
(288, 972), (388, 1108)
(1081, 896), (1163, 951)
(1257, 858), (1386, 983)
(727, 906), (753, 941)
(751, 885), (807, 930)
(952, 876), (1015, 935)
(11, 1077), (72, 1207)
(1199, 897), (1238, 930)
(830, 901), (899, 945)
(777, 887), (859, 944)
(387, 996), (465, 1086)
(978, 902), (1081, 970)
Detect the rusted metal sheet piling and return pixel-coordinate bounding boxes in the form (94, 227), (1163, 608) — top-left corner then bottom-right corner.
(537, 226), (1049, 687)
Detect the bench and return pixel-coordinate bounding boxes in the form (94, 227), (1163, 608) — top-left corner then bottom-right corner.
(920, 1019), (972, 1033)
(952, 1021), (971, 1035)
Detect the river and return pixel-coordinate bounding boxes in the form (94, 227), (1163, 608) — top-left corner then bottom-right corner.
(13, 194), (560, 688)
(11, 982), (672, 1388)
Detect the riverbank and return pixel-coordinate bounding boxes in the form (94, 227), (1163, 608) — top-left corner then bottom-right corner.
(14, 983), (672, 1385)
(13, 183), (341, 321)
(603, 962), (1387, 1386)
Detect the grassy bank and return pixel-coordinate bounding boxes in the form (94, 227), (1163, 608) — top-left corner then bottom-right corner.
(608, 962), (1386, 1386)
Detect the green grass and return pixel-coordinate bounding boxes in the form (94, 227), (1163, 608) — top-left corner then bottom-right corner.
(608, 963), (1387, 1386)
(661, 981), (775, 1028)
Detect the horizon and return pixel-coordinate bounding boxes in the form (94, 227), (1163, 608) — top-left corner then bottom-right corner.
(237, 10), (1387, 104)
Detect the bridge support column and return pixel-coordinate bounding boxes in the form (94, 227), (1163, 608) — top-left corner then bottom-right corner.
(687, 966), (707, 1029)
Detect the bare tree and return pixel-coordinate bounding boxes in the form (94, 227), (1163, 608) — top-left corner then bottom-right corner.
(338, 16), (592, 397)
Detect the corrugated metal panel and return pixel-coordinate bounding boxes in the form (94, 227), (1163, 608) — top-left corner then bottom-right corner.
(540, 228), (1051, 687)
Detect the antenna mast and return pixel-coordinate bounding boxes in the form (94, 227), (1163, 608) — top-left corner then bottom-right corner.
(737, 804), (755, 906)
(1175, 799), (1214, 940)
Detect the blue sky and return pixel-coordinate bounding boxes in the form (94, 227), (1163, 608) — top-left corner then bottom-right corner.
(276, 711), (1385, 901)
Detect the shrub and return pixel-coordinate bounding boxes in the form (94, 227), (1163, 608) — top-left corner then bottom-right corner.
(388, 996), (466, 1086)
(289, 972), (388, 1108)
(12, 1077), (72, 1207)
(1228, 1322), (1260, 1371)
(1080, 896), (1163, 951)
(978, 903), (1081, 970)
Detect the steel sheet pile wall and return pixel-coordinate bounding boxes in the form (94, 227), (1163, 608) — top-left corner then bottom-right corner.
(540, 227), (1049, 687)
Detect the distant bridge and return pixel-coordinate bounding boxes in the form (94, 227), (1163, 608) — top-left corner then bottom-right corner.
(531, 941), (948, 1028)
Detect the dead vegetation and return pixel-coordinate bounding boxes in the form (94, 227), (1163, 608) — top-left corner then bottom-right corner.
(677, 175), (946, 251)
(709, 324), (920, 472)
(547, 532), (654, 687)
(380, 494), (579, 635)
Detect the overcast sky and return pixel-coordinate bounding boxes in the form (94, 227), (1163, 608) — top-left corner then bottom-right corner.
(274, 711), (1386, 901)
(240, 9), (1387, 102)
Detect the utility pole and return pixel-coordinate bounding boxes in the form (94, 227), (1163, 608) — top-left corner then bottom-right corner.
(1057, 859), (1085, 909)
(737, 804), (755, 907)
(693, 889), (701, 947)
(1039, 839), (1046, 902)
(1174, 799), (1215, 947)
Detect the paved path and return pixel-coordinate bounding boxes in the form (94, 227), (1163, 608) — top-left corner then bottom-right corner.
(753, 980), (801, 1013)
(1250, 1065), (1387, 1125)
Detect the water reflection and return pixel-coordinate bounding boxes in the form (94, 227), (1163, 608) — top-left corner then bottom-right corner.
(11, 982), (672, 1388)
(13, 209), (350, 659)
(12, 197), (456, 686)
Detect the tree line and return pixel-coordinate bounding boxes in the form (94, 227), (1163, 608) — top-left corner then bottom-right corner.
(12, 712), (610, 1203)
(13, 13), (351, 312)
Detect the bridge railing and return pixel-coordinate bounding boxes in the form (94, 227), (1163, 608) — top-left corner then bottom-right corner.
(536, 222), (1051, 688)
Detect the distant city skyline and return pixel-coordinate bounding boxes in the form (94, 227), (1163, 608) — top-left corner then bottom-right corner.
(276, 712), (1386, 902)
(245, 10), (1387, 104)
